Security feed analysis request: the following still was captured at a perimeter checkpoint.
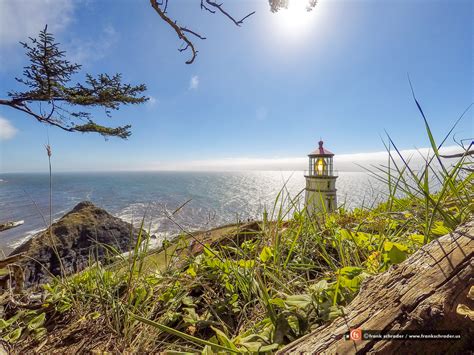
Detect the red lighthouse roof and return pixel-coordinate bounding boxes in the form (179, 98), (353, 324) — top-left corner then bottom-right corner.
(308, 140), (334, 157)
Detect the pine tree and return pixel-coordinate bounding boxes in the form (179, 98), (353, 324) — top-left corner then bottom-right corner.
(0, 26), (147, 139)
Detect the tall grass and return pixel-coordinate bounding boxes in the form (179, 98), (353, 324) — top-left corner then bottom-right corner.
(1, 96), (472, 352)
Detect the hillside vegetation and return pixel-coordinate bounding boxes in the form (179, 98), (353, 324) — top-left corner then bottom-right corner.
(1, 108), (473, 353)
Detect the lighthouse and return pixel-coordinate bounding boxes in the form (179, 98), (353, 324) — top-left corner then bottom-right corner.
(304, 140), (337, 214)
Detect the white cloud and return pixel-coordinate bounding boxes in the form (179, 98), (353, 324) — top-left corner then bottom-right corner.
(256, 106), (268, 120)
(150, 146), (465, 172)
(189, 75), (199, 90)
(0, 0), (74, 47)
(0, 117), (18, 140)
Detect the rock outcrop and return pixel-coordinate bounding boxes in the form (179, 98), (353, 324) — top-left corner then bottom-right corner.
(6, 201), (142, 287)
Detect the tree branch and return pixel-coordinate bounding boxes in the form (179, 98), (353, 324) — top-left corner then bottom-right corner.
(205, 1), (255, 26)
(0, 98), (133, 139)
(150, 0), (203, 64)
(149, 0), (255, 64)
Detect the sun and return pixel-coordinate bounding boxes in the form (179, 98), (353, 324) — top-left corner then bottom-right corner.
(275, 1), (316, 34)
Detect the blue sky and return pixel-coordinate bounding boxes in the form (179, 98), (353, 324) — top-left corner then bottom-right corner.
(0, 0), (472, 172)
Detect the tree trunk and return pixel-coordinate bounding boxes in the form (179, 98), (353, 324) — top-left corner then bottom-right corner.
(278, 220), (474, 354)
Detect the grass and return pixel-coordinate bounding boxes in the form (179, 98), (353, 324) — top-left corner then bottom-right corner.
(1, 93), (473, 353)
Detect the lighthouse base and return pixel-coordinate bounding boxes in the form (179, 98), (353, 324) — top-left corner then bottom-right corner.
(304, 175), (337, 214)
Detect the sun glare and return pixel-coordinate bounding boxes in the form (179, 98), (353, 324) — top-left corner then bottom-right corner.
(275, 1), (316, 34)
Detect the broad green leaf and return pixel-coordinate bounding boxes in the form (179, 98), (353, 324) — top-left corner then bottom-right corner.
(339, 229), (352, 241)
(7, 327), (22, 342)
(182, 296), (194, 306)
(384, 241), (408, 264)
(210, 326), (238, 351)
(201, 345), (215, 355)
(431, 221), (452, 236)
(338, 266), (363, 279)
(284, 294), (312, 309)
(269, 297), (286, 308)
(183, 307), (199, 325)
(238, 341), (265, 352)
(408, 234), (425, 245)
(238, 259), (255, 268)
(259, 246), (274, 263)
(27, 313), (46, 330)
(186, 264), (197, 277)
(327, 305), (344, 320)
(309, 279), (329, 294)
(0, 319), (9, 330)
(259, 343), (280, 352)
(133, 314), (238, 353)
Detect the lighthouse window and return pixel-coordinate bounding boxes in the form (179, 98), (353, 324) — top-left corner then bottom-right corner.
(316, 158), (325, 175)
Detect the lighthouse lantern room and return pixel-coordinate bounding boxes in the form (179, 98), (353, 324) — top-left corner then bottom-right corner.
(304, 140), (338, 214)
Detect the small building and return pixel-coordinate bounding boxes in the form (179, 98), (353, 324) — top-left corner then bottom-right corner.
(304, 140), (338, 214)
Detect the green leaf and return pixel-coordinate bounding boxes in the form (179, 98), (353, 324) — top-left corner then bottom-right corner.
(327, 305), (344, 320)
(259, 343), (280, 352)
(132, 314), (239, 353)
(269, 297), (286, 308)
(0, 319), (9, 330)
(338, 266), (363, 279)
(27, 313), (46, 330)
(183, 307), (199, 325)
(210, 326), (238, 351)
(408, 234), (425, 245)
(259, 246), (274, 263)
(309, 279), (329, 294)
(182, 296), (195, 307)
(201, 345), (215, 355)
(237, 341), (264, 352)
(431, 221), (452, 236)
(186, 264), (197, 277)
(284, 294), (312, 309)
(6, 327), (22, 343)
(238, 259), (255, 268)
(384, 241), (408, 264)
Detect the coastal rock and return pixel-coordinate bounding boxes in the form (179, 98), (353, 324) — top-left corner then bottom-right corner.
(7, 201), (141, 287)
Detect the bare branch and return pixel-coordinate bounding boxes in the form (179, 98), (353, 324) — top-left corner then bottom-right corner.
(181, 27), (206, 40)
(150, 0), (203, 64)
(150, 0), (255, 64)
(200, 0), (216, 13)
(205, 0), (255, 26)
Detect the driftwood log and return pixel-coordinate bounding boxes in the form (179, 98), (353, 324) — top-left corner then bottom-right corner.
(279, 220), (474, 354)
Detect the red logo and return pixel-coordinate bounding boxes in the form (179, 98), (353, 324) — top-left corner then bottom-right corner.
(350, 328), (362, 341)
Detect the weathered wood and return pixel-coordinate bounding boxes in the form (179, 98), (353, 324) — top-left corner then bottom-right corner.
(278, 220), (474, 354)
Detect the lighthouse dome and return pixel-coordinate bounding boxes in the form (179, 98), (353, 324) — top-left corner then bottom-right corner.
(308, 140), (334, 157)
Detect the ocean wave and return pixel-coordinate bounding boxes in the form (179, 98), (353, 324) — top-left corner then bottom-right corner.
(8, 226), (46, 249)
(1, 171), (386, 251)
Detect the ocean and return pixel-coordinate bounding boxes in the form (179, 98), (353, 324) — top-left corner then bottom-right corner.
(0, 171), (386, 255)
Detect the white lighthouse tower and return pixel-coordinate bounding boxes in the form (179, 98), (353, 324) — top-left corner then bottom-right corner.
(304, 140), (338, 214)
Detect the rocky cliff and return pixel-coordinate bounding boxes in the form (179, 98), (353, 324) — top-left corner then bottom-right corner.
(8, 201), (142, 287)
